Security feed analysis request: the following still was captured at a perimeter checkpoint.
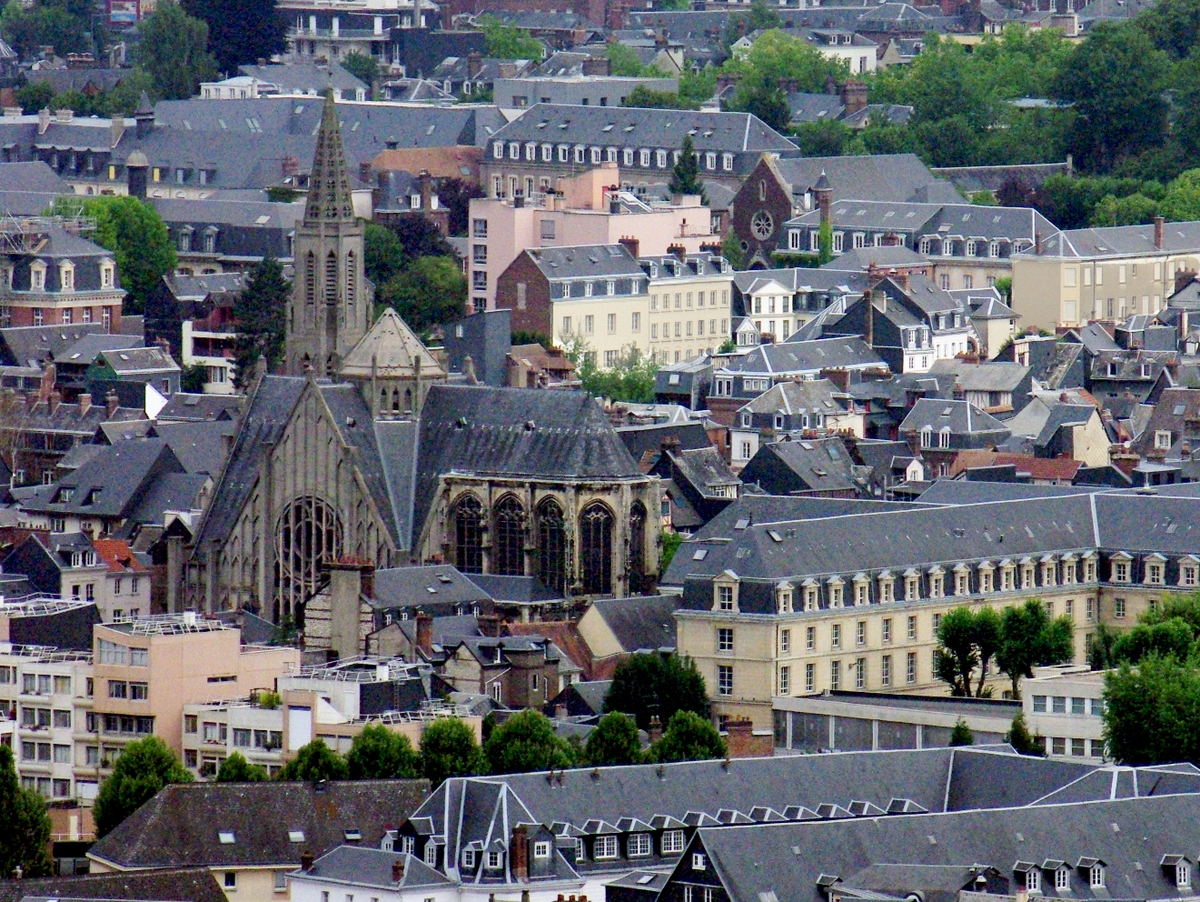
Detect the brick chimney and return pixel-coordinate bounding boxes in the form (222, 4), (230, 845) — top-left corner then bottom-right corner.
(647, 714), (663, 744)
(478, 613), (502, 638)
(392, 857), (405, 883)
(418, 170), (434, 212)
(582, 55), (610, 76)
(77, 392), (91, 418)
(415, 612), (433, 657)
(814, 171), (832, 228)
(467, 51), (483, 79)
(105, 390), (119, 418)
(300, 850), (314, 871)
(668, 243), (686, 261)
(820, 367), (851, 392)
(511, 825), (529, 883)
(48, 390), (61, 414)
(618, 235), (640, 258)
(724, 718), (771, 758)
(1154, 215), (1165, 250)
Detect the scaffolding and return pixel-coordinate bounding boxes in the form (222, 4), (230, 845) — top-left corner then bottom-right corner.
(0, 212), (98, 255)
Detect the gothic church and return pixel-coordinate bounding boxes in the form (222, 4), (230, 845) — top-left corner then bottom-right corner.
(186, 93), (659, 623)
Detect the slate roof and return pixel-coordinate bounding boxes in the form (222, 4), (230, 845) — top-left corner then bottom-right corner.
(899, 398), (1011, 438)
(786, 201), (1052, 246)
(526, 244), (645, 282)
(617, 421), (714, 460)
(1034, 221), (1200, 258)
(192, 376), (306, 549)
(735, 266), (868, 297)
(0, 324), (110, 368)
(412, 385), (644, 545)
(341, 308), (445, 378)
(299, 848), (452, 889)
(372, 564), (494, 611)
(739, 380), (846, 416)
(718, 337), (887, 376)
(96, 347), (179, 376)
(927, 360), (1030, 393)
(54, 333), (142, 366)
(587, 595), (679, 653)
(0, 868), (227, 902)
(151, 420), (238, 476)
(486, 104), (796, 155)
(21, 439), (186, 519)
(740, 436), (860, 495)
(88, 780), (429, 869)
(769, 153), (960, 205)
(0, 161), (69, 215)
(687, 791), (1200, 902)
(669, 446), (740, 495)
(236, 60), (368, 96)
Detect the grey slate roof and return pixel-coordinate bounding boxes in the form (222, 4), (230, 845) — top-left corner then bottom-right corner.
(0, 161), (69, 214)
(300, 848), (452, 889)
(0, 868), (227, 902)
(1033, 221), (1200, 258)
(486, 104), (796, 155)
(740, 436), (860, 495)
(21, 439), (186, 519)
(588, 595), (680, 653)
(88, 779), (429, 869)
(526, 244), (645, 281)
(0, 324), (109, 368)
(899, 398), (1011, 438)
(769, 154), (960, 205)
(719, 337), (886, 376)
(151, 420), (239, 476)
(372, 564), (494, 611)
(927, 360), (1030, 393)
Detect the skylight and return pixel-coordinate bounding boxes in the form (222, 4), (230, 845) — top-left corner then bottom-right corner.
(289, 830), (306, 843)
(219, 831), (235, 844)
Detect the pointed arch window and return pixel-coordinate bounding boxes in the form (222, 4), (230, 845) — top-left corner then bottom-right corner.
(325, 251), (338, 305)
(580, 502), (614, 595)
(346, 251), (356, 309)
(629, 501), (647, 593)
(305, 252), (316, 305)
(493, 496), (527, 576)
(537, 498), (566, 594)
(452, 495), (484, 574)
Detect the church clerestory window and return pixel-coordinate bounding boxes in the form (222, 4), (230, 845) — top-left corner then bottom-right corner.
(537, 498), (566, 594)
(580, 501), (614, 595)
(453, 495), (484, 574)
(493, 496), (527, 576)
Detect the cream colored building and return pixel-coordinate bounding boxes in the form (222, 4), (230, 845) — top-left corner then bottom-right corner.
(1012, 219), (1200, 332)
(1023, 664), (1107, 761)
(668, 491), (1200, 729)
(644, 254), (734, 363)
(92, 615), (300, 768)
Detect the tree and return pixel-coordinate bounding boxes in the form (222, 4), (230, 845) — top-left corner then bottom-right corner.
(1088, 622), (1121, 670)
(182, 0), (285, 75)
(420, 718), (485, 787)
(1089, 193), (1160, 227)
(1111, 617), (1196, 665)
(1051, 22), (1170, 171)
(216, 752), (269, 782)
(94, 736), (193, 838)
(484, 710), (576, 775)
(378, 256), (467, 334)
(277, 739), (348, 782)
(392, 217), (458, 261)
(935, 608), (980, 697)
(437, 177), (485, 237)
(1103, 655), (1200, 765)
(606, 653), (709, 731)
(346, 725), (421, 779)
(668, 134), (706, 201)
(340, 52), (379, 92)
(584, 712), (643, 766)
(563, 338), (658, 403)
(791, 119), (851, 157)
(995, 599), (1075, 699)
(1160, 169), (1200, 221)
(949, 718), (974, 746)
(15, 80), (54, 114)
(364, 223), (405, 287)
(0, 744), (52, 877)
(607, 41), (650, 76)
(660, 531), (683, 574)
(622, 86), (695, 110)
(52, 195), (176, 315)
(181, 363), (207, 393)
(732, 73), (791, 132)
(478, 15), (543, 60)
(1005, 712), (1044, 756)
(232, 257), (289, 388)
(721, 229), (746, 271)
(135, 1), (218, 101)
(650, 710), (726, 763)
(1136, 0), (1200, 59)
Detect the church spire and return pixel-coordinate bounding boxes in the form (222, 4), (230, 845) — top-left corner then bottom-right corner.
(305, 90), (356, 225)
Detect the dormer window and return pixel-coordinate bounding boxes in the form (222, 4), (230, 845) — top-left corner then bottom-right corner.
(486, 850), (503, 869)
(1089, 865), (1104, 888)
(1178, 863), (1191, 888)
(533, 840), (551, 859)
(1112, 557), (1130, 582)
(593, 835), (618, 859)
(1026, 870), (1041, 894)
(628, 834), (652, 857)
(1055, 868), (1069, 891)
(59, 262), (74, 291)
(30, 262), (46, 291)
(1146, 557), (1165, 585)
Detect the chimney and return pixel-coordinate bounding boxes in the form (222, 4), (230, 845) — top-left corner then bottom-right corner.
(110, 115), (124, 148)
(814, 172), (832, 228)
(361, 562), (375, 599)
(37, 107), (50, 135)
(820, 367), (851, 392)
(582, 56), (610, 76)
(609, 196), (620, 215)
(392, 857), (405, 883)
(359, 160), (372, 183)
(467, 51), (483, 79)
(418, 170), (434, 212)
(77, 392), (91, 418)
(48, 390), (61, 414)
(839, 80), (868, 116)
(618, 236), (640, 258)
(1154, 215), (1165, 250)
(55, 108), (73, 123)
(647, 714), (663, 744)
(668, 243), (686, 261)
(105, 390), (119, 418)
(416, 612), (433, 657)
(478, 613), (502, 638)
(514, 192), (525, 209)
(300, 851), (314, 871)
(511, 825), (529, 883)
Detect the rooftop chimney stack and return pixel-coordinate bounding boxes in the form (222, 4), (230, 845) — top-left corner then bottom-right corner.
(1154, 215), (1165, 250)
(416, 612), (434, 657)
(105, 390), (119, 418)
(392, 858), (405, 883)
(300, 851), (314, 871)
(511, 825), (529, 883)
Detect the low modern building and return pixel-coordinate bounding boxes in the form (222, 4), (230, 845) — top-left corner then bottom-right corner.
(1022, 664), (1106, 762)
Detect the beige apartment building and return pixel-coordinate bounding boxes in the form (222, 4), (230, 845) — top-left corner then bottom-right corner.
(92, 615), (299, 767)
(644, 254), (735, 363)
(668, 491), (1200, 729)
(468, 162), (719, 312)
(1011, 219), (1200, 332)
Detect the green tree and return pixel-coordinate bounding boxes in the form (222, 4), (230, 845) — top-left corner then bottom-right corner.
(935, 607), (980, 697)
(724, 30), (845, 125)
(1136, 0), (1200, 59)
(1005, 711), (1044, 756)
(563, 338), (658, 403)
(134, 1), (218, 101)
(791, 119), (851, 157)
(232, 257), (289, 388)
(378, 256), (467, 334)
(181, 363), (207, 393)
(216, 752), (269, 782)
(949, 718), (974, 746)
(650, 710), (726, 762)
(277, 739), (348, 782)
(1052, 22), (1170, 171)
(607, 41), (650, 76)
(1103, 655), (1200, 765)
(667, 134), (706, 201)
(182, 0), (285, 75)
(0, 744), (52, 877)
(721, 229), (746, 271)
(94, 736), (193, 838)
(1111, 617), (1196, 665)
(660, 531), (683, 573)
(15, 80), (54, 114)
(52, 195), (176, 315)
(346, 724), (421, 779)
(437, 177), (485, 237)
(1089, 193), (1160, 227)
(1160, 169), (1200, 221)
(995, 599), (1075, 699)
(478, 15), (543, 60)
(584, 712), (643, 766)
(817, 219), (833, 265)
(622, 86), (695, 110)
(364, 222), (405, 286)
(721, 0), (782, 49)
(605, 653), (709, 731)
(731, 72), (791, 131)
(484, 710), (576, 775)
(420, 718), (485, 787)
(340, 51), (379, 91)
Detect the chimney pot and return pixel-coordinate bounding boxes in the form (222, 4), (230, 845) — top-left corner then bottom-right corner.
(78, 392), (92, 418)
(300, 850), (314, 871)
(105, 390), (119, 418)
(392, 857), (405, 882)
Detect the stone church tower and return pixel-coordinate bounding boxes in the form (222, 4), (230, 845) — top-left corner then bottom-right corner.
(286, 91), (370, 376)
